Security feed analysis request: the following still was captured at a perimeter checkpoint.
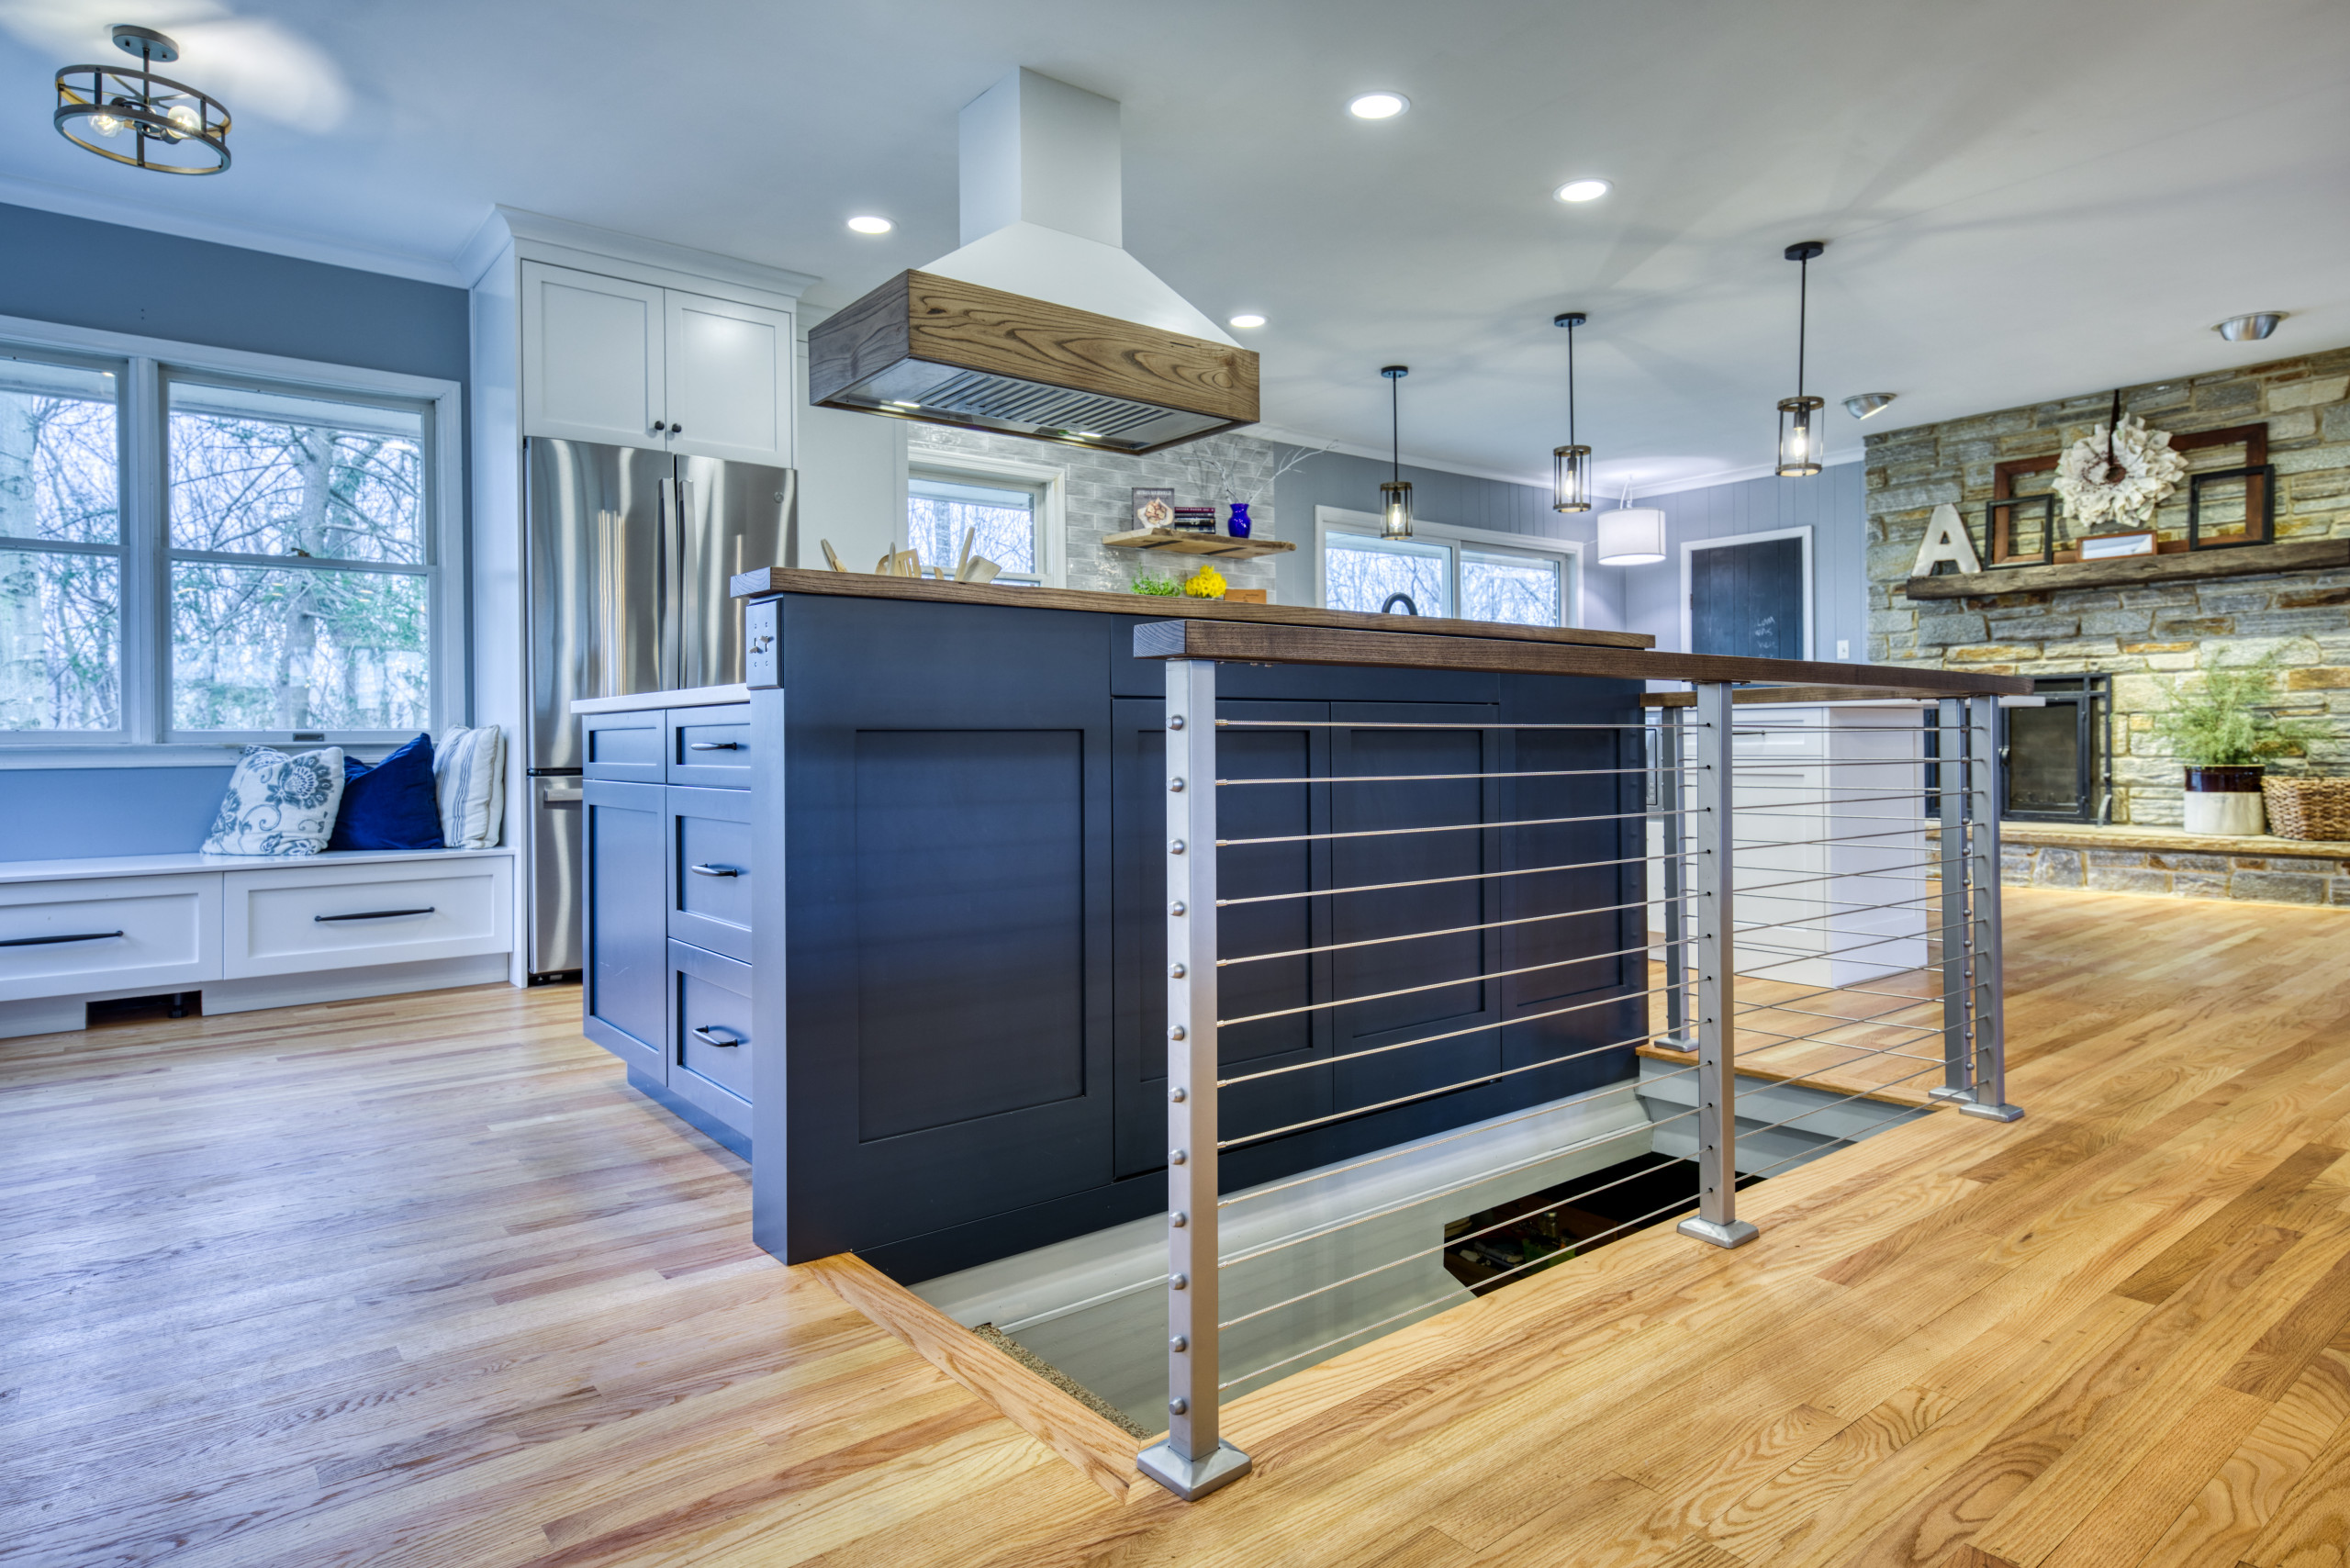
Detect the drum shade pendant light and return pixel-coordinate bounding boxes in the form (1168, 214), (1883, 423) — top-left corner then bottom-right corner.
(1595, 481), (1667, 566)
(1379, 365), (1413, 538)
(1775, 241), (1827, 477)
(53, 26), (230, 174)
(1551, 312), (1592, 513)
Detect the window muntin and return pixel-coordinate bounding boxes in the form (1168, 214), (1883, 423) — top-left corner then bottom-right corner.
(164, 375), (434, 737)
(0, 352), (124, 732)
(907, 473), (1043, 583)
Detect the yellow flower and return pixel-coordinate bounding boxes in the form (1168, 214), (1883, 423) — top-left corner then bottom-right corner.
(1182, 565), (1227, 599)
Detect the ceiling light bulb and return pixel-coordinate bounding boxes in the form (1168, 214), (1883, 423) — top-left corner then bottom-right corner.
(1228, 313), (1266, 330)
(88, 110), (123, 137)
(164, 102), (201, 135)
(1553, 178), (1610, 203)
(846, 215), (893, 235)
(1348, 92), (1408, 119)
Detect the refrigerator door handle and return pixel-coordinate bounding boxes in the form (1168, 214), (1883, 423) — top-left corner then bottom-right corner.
(659, 475), (684, 692)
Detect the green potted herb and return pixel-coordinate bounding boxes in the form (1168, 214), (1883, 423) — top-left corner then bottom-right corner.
(1131, 574), (1181, 597)
(2148, 657), (2327, 835)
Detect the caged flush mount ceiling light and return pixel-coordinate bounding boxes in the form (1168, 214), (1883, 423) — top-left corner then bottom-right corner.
(54, 25), (230, 175)
(1775, 241), (1826, 476)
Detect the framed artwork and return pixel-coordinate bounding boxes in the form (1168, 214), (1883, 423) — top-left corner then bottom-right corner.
(1131, 488), (1175, 530)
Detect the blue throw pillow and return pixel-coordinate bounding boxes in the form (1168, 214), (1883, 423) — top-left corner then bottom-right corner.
(330, 734), (446, 852)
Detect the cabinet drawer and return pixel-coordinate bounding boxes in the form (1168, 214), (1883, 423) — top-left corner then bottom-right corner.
(668, 787), (751, 961)
(221, 857), (513, 979)
(583, 710), (665, 783)
(0, 875), (219, 1002)
(668, 939), (751, 1132)
(666, 704), (752, 788)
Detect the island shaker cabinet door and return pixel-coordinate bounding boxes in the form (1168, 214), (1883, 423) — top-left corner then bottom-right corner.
(582, 710), (665, 784)
(667, 786), (752, 962)
(520, 263), (666, 451)
(668, 939), (752, 1134)
(583, 779), (668, 1080)
(665, 704), (753, 789)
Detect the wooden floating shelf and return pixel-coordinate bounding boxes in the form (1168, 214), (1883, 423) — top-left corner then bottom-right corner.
(1904, 537), (2350, 599)
(1101, 527), (1298, 560)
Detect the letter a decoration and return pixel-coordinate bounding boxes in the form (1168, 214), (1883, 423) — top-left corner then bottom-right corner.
(1910, 502), (1981, 577)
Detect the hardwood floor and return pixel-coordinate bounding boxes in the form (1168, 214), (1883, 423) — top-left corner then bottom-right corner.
(5, 888), (2349, 1567)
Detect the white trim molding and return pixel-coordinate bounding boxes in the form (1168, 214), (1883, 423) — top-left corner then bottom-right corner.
(1679, 524), (1815, 661)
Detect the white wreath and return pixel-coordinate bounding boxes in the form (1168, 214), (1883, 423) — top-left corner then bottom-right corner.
(2050, 413), (2188, 529)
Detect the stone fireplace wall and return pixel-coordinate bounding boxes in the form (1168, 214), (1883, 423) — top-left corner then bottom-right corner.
(1864, 346), (2350, 826)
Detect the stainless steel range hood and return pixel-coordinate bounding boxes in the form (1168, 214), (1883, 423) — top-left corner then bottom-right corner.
(808, 70), (1258, 454)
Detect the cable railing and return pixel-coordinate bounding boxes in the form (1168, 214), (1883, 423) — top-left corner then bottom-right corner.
(1135, 631), (2025, 1502)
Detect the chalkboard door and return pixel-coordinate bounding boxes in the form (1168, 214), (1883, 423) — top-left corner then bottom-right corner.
(1691, 535), (1807, 659)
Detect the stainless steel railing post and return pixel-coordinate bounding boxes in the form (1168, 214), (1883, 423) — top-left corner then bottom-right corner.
(1961, 693), (2024, 1123)
(1677, 681), (1758, 1249)
(1930, 697), (1975, 1105)
(1137, 657), (1254, 1500)
(1657, 705), (1695, 1052)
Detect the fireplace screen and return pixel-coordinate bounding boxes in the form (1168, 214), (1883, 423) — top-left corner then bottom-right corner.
(1998, 674), (2112, 823)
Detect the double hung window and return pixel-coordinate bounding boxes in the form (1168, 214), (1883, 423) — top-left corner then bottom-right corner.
(906, 465), (1057, 587)
(1321, 516), (1576, 627)
(0, 325), (457, 751)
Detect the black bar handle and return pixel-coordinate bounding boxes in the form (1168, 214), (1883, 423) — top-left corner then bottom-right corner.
(690, 1025), (744, 1047)
(687, 741), (743, 752)
(688, 864), (742, 878)
(314, 907), (435, 923)
(0, 930), (124, 947)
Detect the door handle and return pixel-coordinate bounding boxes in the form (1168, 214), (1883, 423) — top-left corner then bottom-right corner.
(314, 907), (435, 923)
(0, 929), (124, 947)
(688, 864), (742, 878)
(690, 1025), (743, 1047)
(687, 741), (742, 752)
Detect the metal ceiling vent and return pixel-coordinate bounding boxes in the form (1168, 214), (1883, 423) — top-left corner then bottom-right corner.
(808, 69), (1259, 454)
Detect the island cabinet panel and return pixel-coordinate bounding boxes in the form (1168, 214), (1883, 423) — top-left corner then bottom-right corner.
(583, 778), (668, 1080)
(751, 590), (1647, 1280)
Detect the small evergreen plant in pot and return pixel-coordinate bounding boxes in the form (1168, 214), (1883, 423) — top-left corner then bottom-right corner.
(2148, 657), (2328, 835)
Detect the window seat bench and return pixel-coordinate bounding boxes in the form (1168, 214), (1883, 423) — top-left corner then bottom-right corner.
(0, 847), (517, 1039)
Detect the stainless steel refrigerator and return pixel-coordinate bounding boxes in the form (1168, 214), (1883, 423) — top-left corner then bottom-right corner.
(525, 438), (796, 979)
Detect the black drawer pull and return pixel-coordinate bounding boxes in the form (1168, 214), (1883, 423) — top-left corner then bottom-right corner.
(0, 929), (124, 947)
(690, 1025), (744, 1047)
(688, 864), (742, 879)
(687, 740), (743, 752)
(315, 907), (435, 923)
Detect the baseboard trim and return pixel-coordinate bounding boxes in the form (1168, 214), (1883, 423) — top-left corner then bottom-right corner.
(201, 954), (515, 1015)
(801, 1252), (1147, 1504)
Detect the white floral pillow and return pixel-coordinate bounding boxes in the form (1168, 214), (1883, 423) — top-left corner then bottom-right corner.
(201, 745), (347, 857)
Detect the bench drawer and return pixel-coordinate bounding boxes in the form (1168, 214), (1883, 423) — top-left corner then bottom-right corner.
(0, 876), (219, 1002)
(666, 704), (753, 789)
(222, 857), (514, 979)
(668, 787), (751, 961)
(668, 939), (751, 1133)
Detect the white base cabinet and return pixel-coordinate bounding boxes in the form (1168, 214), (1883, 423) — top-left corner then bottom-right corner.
(0, 849), (516, 1039)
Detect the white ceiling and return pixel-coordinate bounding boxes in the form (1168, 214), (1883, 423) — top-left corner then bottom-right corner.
(6, 0), (2347, 491)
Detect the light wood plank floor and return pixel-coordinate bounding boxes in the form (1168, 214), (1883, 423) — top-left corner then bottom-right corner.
(5, 888), (2349, 1567)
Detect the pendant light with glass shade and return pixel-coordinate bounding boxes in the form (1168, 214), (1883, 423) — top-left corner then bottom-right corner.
(1379, 364), (1413, 538)
(1775, 240), (1827, 477)
(1551, 312), (1592, 513)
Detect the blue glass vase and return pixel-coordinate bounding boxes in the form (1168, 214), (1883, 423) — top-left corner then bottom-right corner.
(1225, 502), (1252, 539)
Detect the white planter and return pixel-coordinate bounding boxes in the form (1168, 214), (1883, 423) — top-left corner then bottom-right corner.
(2183, 790), (2265, 836)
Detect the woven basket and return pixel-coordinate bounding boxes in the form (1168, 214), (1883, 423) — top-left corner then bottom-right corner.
(2260, 777), (2350, 842)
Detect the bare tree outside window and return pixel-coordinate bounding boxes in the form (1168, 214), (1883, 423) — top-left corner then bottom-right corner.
(0, 366), (121, 732)
(1325, 534), (1448, 618)
(907, 475), (1038, 580)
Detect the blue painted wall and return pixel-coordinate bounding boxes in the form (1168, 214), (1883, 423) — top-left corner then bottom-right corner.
(1617, 463), (1868, 658)
(1, 202), (471, 863)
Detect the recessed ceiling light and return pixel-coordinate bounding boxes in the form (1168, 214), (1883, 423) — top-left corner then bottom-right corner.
(1553, 178), (1611, 204)
(1228, 313), (1267, 330)
(846, 215), (893, 235)
(1843, 392), (1897, 420)
(2213, 311), (2284, 341)
(1348, 92), (1408, 120)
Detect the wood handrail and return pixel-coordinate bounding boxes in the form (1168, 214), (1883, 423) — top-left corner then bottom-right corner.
(1129, 618), (2034, 697)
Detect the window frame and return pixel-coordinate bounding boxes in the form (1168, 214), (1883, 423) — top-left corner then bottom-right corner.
(0, 312), (464, 765)
(1313, 506), (1584, 628)
(904, 450), (1067, 588)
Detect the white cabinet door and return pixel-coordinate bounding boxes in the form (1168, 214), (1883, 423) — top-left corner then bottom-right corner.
(522, 263), (667, 450)
(664, 289), (792, 465)
(221, 857), (514, 979)
(0, 875), (220, 1002)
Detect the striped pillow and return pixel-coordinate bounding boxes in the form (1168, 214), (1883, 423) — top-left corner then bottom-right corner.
(433, 725), (506, 849)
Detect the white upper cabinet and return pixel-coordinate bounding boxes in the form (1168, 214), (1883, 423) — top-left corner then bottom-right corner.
(665, 291), (791, 465)
(522, 263), (666, 448)
(520, 263), (793, 466)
